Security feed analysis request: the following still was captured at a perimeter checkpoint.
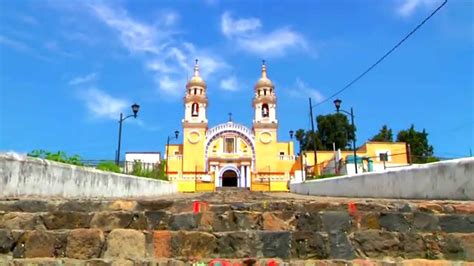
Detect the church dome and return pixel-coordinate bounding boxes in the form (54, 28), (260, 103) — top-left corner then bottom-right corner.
(255, 61), (274, 89)
(186, 59), (207, 88)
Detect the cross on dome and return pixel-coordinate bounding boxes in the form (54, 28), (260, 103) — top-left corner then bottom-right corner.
(194, 59), (200, 77)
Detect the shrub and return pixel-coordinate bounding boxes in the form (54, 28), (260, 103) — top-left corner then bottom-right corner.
(28, 150), (84, 166)
(130, 160), (167, 181)
(96, 161), (121, 173)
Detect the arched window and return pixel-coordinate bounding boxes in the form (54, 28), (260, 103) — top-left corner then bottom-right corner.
(264, 89), (267, 96)
(262, 103), (269, 118)
(194, 88), (197, 95)
(191, 103), (199, 117)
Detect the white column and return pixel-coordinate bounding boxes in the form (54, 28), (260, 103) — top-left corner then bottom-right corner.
(215, 166), (220, 187)
(240, 165), (245, 188)
(247, 166), (251, 188)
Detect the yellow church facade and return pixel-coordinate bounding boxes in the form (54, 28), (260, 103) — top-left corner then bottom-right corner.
(165, 61), (296, 192)
(164, 61), (409, 192)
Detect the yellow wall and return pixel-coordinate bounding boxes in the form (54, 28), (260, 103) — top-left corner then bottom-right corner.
(254, 128), (278, 173)
(299, 142), (408, 170)
(182, 127), (207, 174)
(177, 180), (195, 192)
(360, 142), (408, 164)
(270, 181), (289, 191)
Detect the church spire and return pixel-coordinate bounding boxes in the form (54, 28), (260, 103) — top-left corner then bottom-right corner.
(261, 59), (267, 79)
(194, 59), (200, 77)
(186, 58), (206, 88)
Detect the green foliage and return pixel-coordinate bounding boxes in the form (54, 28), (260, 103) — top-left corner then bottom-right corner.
(130, 160), (167, 181)
(296, 113), (355, 152)
(396, 124), (436, 164)
(371, 125), (393, 142)
(27, 150), (84, 166)
(317, 113), (355, 150)
(307, 173), (341, 180)
(96, 161), (121, 173)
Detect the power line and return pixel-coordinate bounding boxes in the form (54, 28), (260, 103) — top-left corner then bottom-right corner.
(314, 0), (448, 108)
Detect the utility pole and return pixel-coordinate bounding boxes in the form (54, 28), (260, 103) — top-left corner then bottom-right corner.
(309, 98), (318, 175)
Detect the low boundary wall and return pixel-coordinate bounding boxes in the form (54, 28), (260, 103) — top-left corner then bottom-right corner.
(291, 157), (474, 200)
(0, 153), (178, 198)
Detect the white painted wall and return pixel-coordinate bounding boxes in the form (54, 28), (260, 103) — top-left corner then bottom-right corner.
(125, 152), (160, 164)
(291, 157), (474, 200)
(0, 153), (177, 199)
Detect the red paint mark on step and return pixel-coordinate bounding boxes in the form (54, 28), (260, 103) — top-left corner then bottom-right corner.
(193, 201), (200, 213)
(267, 260), (278, 266)
(348, 202), (357, 215)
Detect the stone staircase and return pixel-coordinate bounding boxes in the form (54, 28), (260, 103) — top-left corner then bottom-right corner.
(0, 191), (473, 265)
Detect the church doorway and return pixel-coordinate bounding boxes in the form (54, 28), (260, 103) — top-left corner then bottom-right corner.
(221, 169), (238, 187)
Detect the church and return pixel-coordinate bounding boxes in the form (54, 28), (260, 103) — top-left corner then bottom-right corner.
(162, 60), (409, 192)
(165, 60), (297, 192)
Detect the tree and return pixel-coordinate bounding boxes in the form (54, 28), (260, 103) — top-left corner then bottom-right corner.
(295, 129), (307, 153)
(396, 125), (437, 163)
(316, 113), (355, 150)
(371, 125), (393, 142)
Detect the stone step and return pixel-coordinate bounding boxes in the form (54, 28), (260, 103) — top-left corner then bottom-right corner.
(3, 258), (473, 266)
(1, 199), (472, 215)
(0, 229), (473, 261)
(1, 210), (473, 233)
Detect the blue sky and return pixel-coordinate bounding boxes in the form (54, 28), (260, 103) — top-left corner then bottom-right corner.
(0, 0), (472, 160)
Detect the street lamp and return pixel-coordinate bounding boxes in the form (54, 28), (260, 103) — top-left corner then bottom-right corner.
(333, 99), (358, 174)
(165, 130), (179, 177)
(116, 103), (140, 166)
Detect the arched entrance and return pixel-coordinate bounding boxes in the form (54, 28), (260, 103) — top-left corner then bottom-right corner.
(221, 169), (238, 187)
(218, 165), (241, 187)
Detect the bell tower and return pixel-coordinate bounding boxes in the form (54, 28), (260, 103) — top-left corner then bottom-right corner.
(253, 60), (278, 174)
(182, 59), (208, 177)
(183, 59), (208, 125)
(253, 60), (278, 127)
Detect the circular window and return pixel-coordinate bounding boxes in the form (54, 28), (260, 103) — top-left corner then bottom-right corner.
(259, 131), (272, 144)
(187, 131), (201, 144)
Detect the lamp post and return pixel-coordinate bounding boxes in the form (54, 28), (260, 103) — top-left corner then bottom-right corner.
(165, 130), (179, 177)
(308, 98), (318, 175)
(333, 99), (358, 174)
(116, 103), (140, 166)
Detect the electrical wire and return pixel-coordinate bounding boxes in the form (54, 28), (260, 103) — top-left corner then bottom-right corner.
(313, 0), (448, 107)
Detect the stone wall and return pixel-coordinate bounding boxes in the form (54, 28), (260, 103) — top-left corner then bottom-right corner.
(0, 194), (473, 263)
(0, 153), (177, 198)
(291, 158), (474, 200)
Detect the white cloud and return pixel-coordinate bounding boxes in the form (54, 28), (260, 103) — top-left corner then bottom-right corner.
(162, 12), (179, 26)
(89, 4), (229, 97)
(238, 28), (306, 57)
(89, 4), (166, 55)
(0, 35), (49, 61)
(0, 35), (31, 52)
(220, 12), (306, 57)
(221, 12), (261, 38)
(69, 73), (98, 86)
(157, 75), (184, 96)
(397, 0), (440, 17)
(220, 76), (238, 91)
(80, 88), (128, 119)
(287, 78), (324, 103)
